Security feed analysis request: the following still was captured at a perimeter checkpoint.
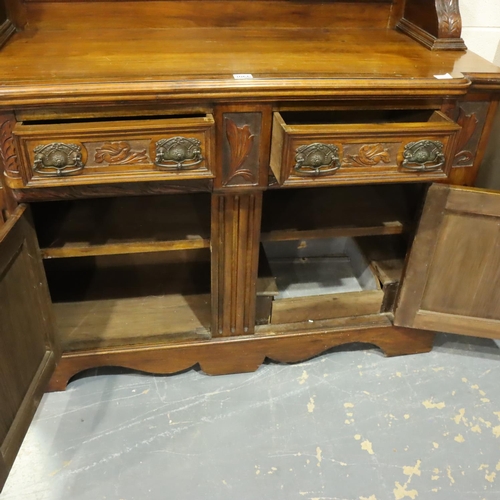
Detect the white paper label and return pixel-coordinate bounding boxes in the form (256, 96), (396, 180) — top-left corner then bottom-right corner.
(434, 73), (454, 80)
(233, 74), (254, 80)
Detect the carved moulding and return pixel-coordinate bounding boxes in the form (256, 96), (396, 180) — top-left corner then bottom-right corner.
(0, 114), (21, 180)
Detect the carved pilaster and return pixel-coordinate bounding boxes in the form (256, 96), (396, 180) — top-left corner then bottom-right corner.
(211, 192), (263, 336)
(0, 114), (19, 215)
(0, 114), (20, 180)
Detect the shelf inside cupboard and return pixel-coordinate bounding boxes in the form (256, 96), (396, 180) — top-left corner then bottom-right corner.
(44, 250), (212, 351)
(32, 193), (211, 259)
(261, 184), (423, 242)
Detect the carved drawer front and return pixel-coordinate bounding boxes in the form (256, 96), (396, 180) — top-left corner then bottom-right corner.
(270, 110), (460, 187)
(11, 115), (215, 188)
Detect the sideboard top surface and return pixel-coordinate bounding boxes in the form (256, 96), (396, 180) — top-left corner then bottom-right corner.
(0, 0), (499, 106)
(0, 26), (499, 106)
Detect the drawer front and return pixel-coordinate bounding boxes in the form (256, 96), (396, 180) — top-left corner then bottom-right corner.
(270, 111), (461, 187)
(12, 116), (215, 188)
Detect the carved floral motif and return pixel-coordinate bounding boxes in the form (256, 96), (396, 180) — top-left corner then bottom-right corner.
(437, 0), (462, 38)
(95, 141), (149, 165)
(454, 108), (478, 166)
(225, 118), (256, 184)
(342, 144), (391, 167)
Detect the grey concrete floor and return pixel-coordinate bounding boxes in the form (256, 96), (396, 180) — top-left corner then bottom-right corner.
(3, 333), (500, 500)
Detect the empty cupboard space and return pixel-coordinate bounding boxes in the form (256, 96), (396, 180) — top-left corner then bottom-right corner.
(30, 194), (213, 352)
(259, 184), (417, 325)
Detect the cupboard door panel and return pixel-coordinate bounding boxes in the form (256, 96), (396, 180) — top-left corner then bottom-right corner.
(0, 205), (58, 492)
(394, 184), (500, 339)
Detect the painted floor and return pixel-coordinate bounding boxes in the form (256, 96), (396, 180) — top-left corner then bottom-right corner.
(2, 333), (500, 500)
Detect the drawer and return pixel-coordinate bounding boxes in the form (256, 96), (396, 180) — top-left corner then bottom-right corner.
(11, 115), (215, 188)
(270, 110), (461, 187)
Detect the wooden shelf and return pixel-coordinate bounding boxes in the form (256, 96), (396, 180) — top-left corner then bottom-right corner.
(261, 184), (422, 242)
(55, 293), (211, 352)
(32, 194), (211, 259)
(45, 250), (212, 351)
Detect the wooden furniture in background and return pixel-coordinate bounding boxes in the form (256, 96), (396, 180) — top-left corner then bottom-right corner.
(1, 0), (500, 492)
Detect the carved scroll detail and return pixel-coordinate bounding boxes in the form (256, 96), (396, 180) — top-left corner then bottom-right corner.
(95, 141), (149, 165)
(342, 144), (391, 167)
(0, 114), (20, 179)
(454, 108), (478, 166)
(437, 0), (462, 38)
(225, 118), (256, 184)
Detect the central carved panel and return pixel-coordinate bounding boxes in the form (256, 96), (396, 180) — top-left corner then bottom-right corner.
(222, 113), (262, 187)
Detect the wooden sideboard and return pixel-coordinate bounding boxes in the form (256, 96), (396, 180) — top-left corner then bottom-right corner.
(2, 0), (500, 491)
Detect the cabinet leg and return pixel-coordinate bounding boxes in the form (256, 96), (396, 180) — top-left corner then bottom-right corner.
(211, 192), (263, 337)
(374, 326), (435, 357)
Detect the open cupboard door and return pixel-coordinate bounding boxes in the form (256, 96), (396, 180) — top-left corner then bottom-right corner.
(394, 184), (500, 339)
(0, 205), (59, 492)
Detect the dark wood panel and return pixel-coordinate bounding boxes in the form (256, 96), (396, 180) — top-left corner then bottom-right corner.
(395, 184), (500, 339)
(25, 1), (393, 29)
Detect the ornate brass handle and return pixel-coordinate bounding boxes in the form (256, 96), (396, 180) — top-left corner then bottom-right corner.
(154, 137), (203, 170)
(294, 143), (340, 176)
(33, 142), (85, 177)
(401, 140), (446, 172)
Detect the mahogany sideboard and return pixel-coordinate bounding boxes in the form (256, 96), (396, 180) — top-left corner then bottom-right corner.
(2, 0), (500, 491)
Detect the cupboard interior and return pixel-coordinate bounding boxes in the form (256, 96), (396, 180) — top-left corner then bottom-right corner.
(31, 193), (213, 351)
(258, 184), (425, 325)
(29, 183), (426, 349)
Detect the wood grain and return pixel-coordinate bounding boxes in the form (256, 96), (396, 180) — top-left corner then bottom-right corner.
(47, 317), (436, 392)
(272, 110), (460, 186)
(54, 293), (211, 352)
(0, 27), (488, 107)
(270, 290), (384, 324)
(32, 193), (211, 258)
(211, 192), (262, 336)
(0, 205), (58, 493)
(395, 184), (500, 339)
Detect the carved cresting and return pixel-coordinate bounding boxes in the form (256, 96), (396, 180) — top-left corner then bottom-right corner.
(436, 0), (462, 38)
(0, 114), (21, 180)
(95, 141), (149, 165)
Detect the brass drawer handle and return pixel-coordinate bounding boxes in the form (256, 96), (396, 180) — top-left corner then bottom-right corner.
(401, 140), (445, 172)
(154, 137), (203, 170)
(33, 142), (85, 177)
(294, 143), (340, 176)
